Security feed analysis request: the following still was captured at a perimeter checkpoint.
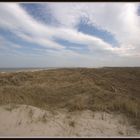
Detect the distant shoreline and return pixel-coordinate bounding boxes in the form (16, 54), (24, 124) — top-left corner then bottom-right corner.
(0, 67), (57, 73)
(0, 66), (140, 73)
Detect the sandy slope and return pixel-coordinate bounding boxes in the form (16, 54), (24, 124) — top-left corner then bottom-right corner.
(0, 104), (139, 137)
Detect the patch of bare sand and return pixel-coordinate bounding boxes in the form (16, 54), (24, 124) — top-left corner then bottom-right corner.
(0, 104), (139, 137)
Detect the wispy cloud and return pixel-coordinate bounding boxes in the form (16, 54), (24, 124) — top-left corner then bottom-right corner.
(0, 3), (140, 67)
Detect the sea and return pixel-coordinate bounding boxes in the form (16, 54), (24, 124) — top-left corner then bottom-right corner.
(0, 67), (57, 73)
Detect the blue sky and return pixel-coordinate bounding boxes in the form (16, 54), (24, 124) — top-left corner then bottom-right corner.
(0, 3), (140, 67)
(21, 3), (60, 26)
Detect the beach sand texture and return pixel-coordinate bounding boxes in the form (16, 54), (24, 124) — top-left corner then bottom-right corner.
(0, 104), (139, 137)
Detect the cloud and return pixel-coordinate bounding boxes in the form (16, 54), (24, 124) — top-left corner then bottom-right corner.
(0, 36), (22, 50)
(0, 3), (120, 53)
(47, 2), (140, 56)
(0, 3), (140, 67)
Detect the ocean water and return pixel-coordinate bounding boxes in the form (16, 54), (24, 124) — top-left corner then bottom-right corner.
(0, 67), (55, 72)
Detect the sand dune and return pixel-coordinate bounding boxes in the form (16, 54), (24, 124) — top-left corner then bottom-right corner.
(0, 68), (140, 137)
(0, 104), (139, 137)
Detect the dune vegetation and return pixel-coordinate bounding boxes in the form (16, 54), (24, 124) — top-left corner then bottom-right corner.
(0, 67), (140, 129)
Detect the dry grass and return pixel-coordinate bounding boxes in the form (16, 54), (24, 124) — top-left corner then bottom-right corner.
(28, 108), (34, 119)
(4, 103), (19, 112)
(0, 67), (140, 129)
(69, 120), (75, 127)
(40, 113), (48, 123)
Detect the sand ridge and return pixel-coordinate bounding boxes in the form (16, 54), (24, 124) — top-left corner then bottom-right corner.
(0, 104), (139, 137)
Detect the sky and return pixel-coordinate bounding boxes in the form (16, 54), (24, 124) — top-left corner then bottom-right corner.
(0, 2), (140, 68)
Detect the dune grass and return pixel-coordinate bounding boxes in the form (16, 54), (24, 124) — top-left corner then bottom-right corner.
(0, 67), (140, 129)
